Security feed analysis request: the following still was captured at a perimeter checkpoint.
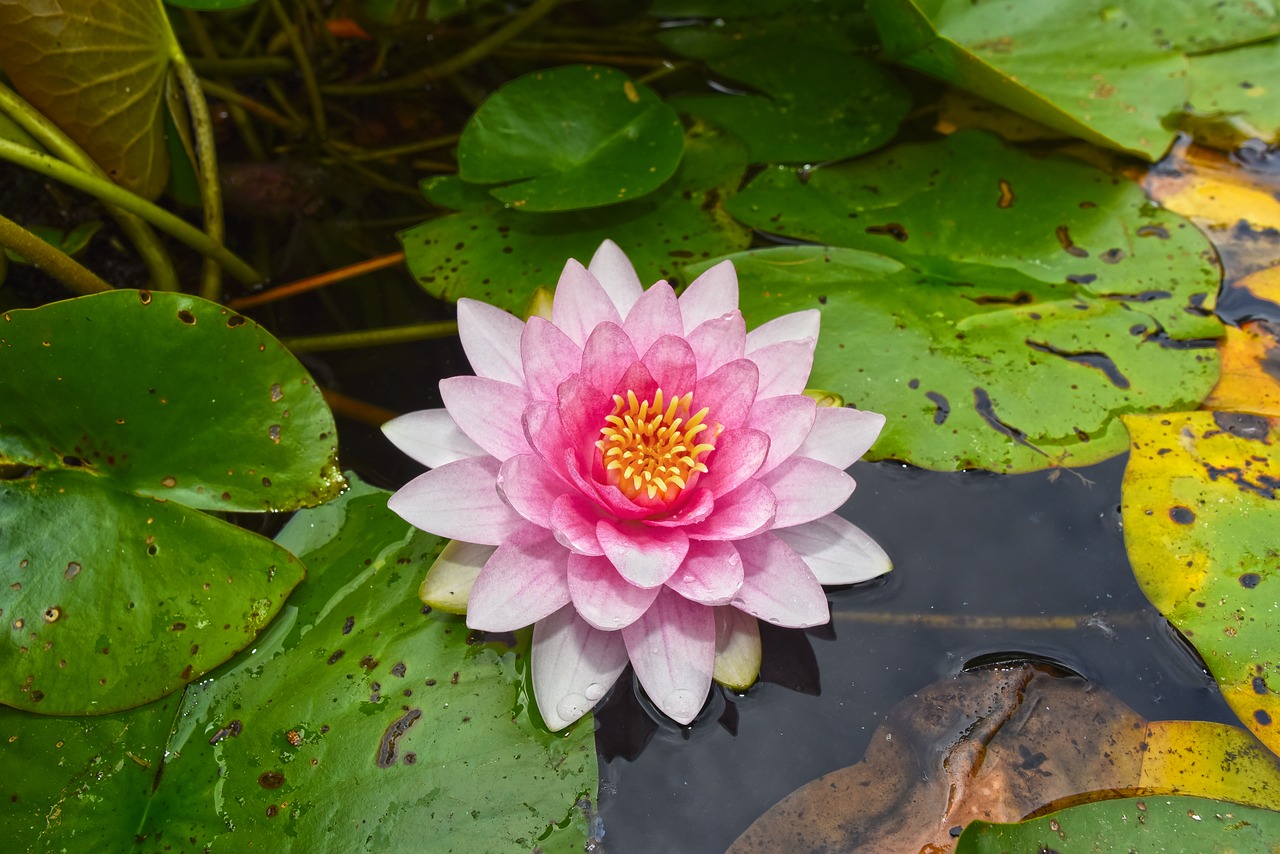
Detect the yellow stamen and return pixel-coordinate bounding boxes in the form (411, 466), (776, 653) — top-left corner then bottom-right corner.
(595, 388), (716, 502)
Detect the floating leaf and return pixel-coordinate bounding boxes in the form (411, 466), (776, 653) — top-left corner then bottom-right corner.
(957, 795), (1280, 852)
(402, 120), (751, 315)
(0, 476), (596, 850)
(1185, 39), (1280, 148)
(1121, 410), (1280, 755)
(456, 65), (684, 212)
(0, 291), (342, 713)
(0, 0), (177, 199)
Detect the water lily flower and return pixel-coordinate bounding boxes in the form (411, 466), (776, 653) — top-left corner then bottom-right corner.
(384, 241), (890, 730)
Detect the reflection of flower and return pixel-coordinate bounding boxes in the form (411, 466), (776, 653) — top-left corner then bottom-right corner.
(385, 241), (890, 729)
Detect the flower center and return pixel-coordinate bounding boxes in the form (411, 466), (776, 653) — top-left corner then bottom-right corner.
(595, 388), (716, 502)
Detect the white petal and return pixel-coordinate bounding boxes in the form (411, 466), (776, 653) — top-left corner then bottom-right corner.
(678, 260), (738, 332)
(532, 606), (628, 731)
(745, 309), (820, 352)
(456, 298), (525, 385)
(795, 407), (886, 470)
(382, 409), (484, 468)
(622, 588), (715, 724)
(588, 239), (644, 317)
(419, 540), (493, 613)
(387, 458), (522, 545)
(774, 514), (892, 585)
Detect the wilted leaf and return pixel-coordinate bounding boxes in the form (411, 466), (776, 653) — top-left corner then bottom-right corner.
(0, 0), (176, 199)
(1121, 410), (1280, 755)
(1201, 264), (1280, 417)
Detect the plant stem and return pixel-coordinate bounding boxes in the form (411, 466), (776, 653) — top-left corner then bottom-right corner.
(170, 49), (227, 302)
(198, 79), (304, 133)
(0, 83), (179, 292)
(0, 214), (113, 296)
(189, 57), (294, 76)
(328, 133), (461, 162)
(270, 0), (327, 138)
(281, 321), (458, 353)
(320, 386), (399, 427)
(0, 138), (261, 286)
(228, 252), (405, 310)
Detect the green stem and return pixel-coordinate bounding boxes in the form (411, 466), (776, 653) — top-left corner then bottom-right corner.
(281, 322), (459, 353)
(323, 0), (567, 95)
(0, 214), (112, 296)
(0, 83), (179, 292)
(270, 0), (327, 138)
(189, 57), (294, 76)
(0, 137), (261, 286)
(198, 79), (304, 133)
(170, 49), (227, 302)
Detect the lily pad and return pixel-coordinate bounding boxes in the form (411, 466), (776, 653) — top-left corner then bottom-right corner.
(0, 0), (176, 199)
(1187, 39), (1280, 145)
(456, 65), (684, 212)
(0, 476), (596, 851)
(0, 291), (342, 713)
(402, 120), (751, 315)
(1121, 410), (1280, 756)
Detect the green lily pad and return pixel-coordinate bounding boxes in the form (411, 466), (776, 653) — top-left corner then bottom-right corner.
(402, 120), (751, 315)
(0, 291), (343, 713)
(0, 476), (596, 851)
(1187, 38), (1280, 144)
(456, 65), (684, 212)
(0, 0), (177, 199)
(956, 795), (1280, 852)
(1121, 410), (1280, 757)
(1144, 1), (1280, 53)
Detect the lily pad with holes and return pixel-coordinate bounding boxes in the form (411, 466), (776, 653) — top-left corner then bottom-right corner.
(0, 290), (342, 714)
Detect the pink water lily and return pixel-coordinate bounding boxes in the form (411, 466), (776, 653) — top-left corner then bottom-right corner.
(384, 241), (890, 729)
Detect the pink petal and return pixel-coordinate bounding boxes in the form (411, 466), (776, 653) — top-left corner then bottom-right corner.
(624, 281), (684, 355)
(745, 395), (818, 475)
(551, 259), (622, 346)
(749, 338), (816, 398)
(695, 358), (760, 429)
(549, 493), (604, 555)
(612, 359), (659, 402)
(597, 519), (689, 588)
(745, 309), (820, 352)
(713, 606), (761, 691)
(732, 533), (829, 627)
(456, 298), (525, 385)
(697, 428), (769, 497)
(555, 373), (613, 452)
(581, 322), (638, 398)
(388, 457), (521, 545)
(622, 588), (715, 725)
(795, 407), (886, 470)
(497, 454), (569, 527)
(568, 554), (661, 630)
(759, 457), (856, 528)
(521, 316), (582, 401)
(774, 514), (892, 585)
(382, 408), (484, 468)
(532, 605), (629, 731)
(642, 335), (699, 396)
(439, 375), (530, 461)
(686, 479), (776, 541)
(522, 400), (572, 468)
(466, 527), (571, 631)
(643, 487), (714, 528)
(665, 539), (742, 605)
(588, 239), (644, 317)
(678, 260), (738, 332)
(564, 446), (651, 521)
(686, 311), (746, 377)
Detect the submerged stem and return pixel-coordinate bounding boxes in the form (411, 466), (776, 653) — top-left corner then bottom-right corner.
(0, 214), (112, 296)
(281, 321), (458, 353)
(228, 252), (405, 310)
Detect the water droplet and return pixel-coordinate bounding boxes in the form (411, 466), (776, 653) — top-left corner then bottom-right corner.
(681, 574), (695, 585)
(662, 688), (702, 724)
(584, 682), (605, 702)
(556, 693), (588, 722)
(728, 554), (741, 567)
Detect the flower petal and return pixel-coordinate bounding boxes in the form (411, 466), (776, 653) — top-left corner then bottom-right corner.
(497, 454), (569, 526)
(749, 338), (816, 398)
(795, 407), (886, 470)
(419, 540), (493, 613)
(696, 358), (760, 429)
(686, 479), (776, 541)
(581, 322), (638, 397)
(588, 239), (644, 317)
(678, 260), (738, 332)
(686, 311), (746, 377)
(698, 428), (769, 497)
(466, 528), (571, 631)
(440, 375), (531, 461)
(745, 394), (817, 475)
(456, 298), (525, 385)
(774, 514), (892, 585)
(759, 456), (856, 528)
(624, 281), (683, 355)
(521, 316), (583, 402)
(597, 519), (689, 588)
(622, 588), (715, 725)
(549, 493), (604, 555)
(556, 372), (613, 453)
(643, 487), (714, 528)
(382, 408), (484, 468)
(388, 457), (521, 545)
(745, 308), (820, 352)
(642, 335), (698, 396)
(732, 533), (829, 627)
(665, 539), (742, 605)
(713, 607), (761, 691)
(532, 605), (628, 731)
(568, 554), (661, 631)
(552, 259), (622, 346)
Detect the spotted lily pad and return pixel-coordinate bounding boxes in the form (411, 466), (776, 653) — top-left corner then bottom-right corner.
(0, 291), (343, 714)
(1121, 410), (1280, 755)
